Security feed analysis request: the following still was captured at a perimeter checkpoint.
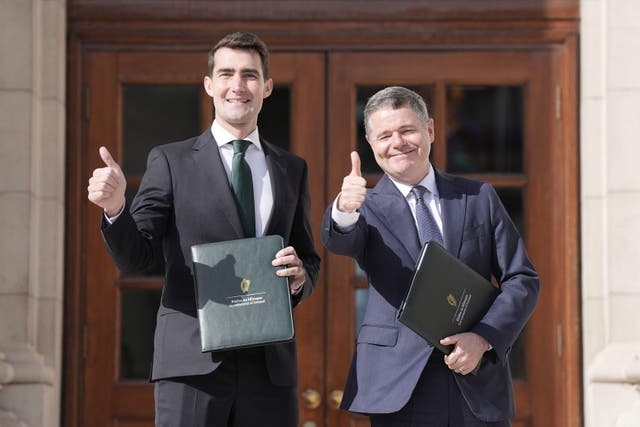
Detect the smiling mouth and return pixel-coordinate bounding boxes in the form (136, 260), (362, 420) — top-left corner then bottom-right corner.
(390, 149), (415, 158)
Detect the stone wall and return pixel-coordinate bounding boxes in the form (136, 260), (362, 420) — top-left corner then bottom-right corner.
(0, 0), (66, 426)
(581, 0), (640, 425)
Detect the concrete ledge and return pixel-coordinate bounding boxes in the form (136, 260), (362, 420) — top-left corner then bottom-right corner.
(589, 342), (640, 384)
(0, 344), (53, 386)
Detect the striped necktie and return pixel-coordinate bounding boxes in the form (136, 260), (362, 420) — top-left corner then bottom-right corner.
(411, 185), (443, 246)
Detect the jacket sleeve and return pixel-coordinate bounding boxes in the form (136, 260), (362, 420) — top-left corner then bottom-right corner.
(471, 183), (540, 365)
(101, 146), (172, 274)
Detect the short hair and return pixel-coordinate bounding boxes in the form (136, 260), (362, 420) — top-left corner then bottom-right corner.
(207, 32), (270, 79)
(364, 86), (430, 136)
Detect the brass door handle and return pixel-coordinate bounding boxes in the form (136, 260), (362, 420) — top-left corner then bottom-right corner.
(328, 389), (343, 409)
(301, 388), (322, 409)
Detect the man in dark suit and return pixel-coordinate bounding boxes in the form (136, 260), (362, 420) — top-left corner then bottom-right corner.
(87, 32), (320, 426)
(321, 86), (539, 426)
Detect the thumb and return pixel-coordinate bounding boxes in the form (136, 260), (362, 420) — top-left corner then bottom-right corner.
(99, 146), (118, 168)
(440, 335), (458, 345)
(349, 151), (362, 177)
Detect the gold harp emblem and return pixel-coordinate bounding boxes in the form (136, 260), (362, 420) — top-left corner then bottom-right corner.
(240, 278), (251, 294)
(447, 294), (457, 307)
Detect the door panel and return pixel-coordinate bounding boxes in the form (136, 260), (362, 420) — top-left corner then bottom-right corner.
(326, 51), (557, 427)
(83, 51), (326, 426)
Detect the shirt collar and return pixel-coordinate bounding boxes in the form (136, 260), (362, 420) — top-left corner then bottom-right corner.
(389, 163), (439, 199)
(211, 120), (263, 151)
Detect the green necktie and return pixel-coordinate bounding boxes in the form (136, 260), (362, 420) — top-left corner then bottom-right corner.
(231, 139), (255, 237)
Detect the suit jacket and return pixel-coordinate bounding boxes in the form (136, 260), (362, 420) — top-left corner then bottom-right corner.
(321, 169), (539, 421)
(102, 129), (320, 385)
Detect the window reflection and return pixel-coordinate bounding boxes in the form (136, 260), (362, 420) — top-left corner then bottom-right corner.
(446, 86), (523, 174)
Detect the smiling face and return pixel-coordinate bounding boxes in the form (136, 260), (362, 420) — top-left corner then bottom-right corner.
(366, 106), (435, 185)
(204, 47), (273, 138)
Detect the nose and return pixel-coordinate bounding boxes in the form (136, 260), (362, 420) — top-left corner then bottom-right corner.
(389, 132), (405, 147)
(229, 74), (245, 91)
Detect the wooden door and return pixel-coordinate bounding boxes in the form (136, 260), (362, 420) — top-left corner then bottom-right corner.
(325, 51), (569, 427)
(81, 50), (326, 426)
(75, 48), (577, 427)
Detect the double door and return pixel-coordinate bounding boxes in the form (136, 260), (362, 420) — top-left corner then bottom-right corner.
(76, 48), (575, 427)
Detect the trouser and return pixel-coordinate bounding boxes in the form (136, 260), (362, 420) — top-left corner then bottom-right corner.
(369, 351), (511, 427)
(154, 347), (298, 427)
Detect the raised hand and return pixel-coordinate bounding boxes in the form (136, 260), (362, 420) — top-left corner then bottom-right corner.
(87, 146), (127, 217)
(337, 151), (367, 213)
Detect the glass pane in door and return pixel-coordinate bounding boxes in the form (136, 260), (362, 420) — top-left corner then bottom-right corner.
(445, 87), (527, 380)
(257, 86), (291, 151)
(119, 84), (202, 379)
(122, 85), (201, 175)
(446, 86), (523, 173)
(120, 288), (162, 379)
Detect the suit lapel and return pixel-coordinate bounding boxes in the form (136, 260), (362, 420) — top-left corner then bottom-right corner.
(191, 130), (244, 238)
(368, 175), (422, 263)
(436, 169), (467, 257)
(262, 139), (287, 236)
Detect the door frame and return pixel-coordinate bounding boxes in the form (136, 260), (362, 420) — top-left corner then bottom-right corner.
(65, 11), (580, 427)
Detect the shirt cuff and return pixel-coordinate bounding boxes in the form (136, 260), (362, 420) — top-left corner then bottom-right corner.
(104, 203), (126, 224)
(331, 194), (360, 231)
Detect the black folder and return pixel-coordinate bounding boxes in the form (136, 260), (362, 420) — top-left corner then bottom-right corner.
(191, 235), (294, 352)
(397, 241), (499, 355)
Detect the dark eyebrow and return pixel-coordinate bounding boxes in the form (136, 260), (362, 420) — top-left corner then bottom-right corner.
(215, 67), (260, 75)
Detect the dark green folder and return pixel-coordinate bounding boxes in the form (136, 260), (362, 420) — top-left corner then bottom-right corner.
(191, 235), (294, 352)
(397, 241), (499, 355)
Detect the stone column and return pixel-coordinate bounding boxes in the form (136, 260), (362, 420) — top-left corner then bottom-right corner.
(0, 0), (66, 426)
(582, 0), (640, 425)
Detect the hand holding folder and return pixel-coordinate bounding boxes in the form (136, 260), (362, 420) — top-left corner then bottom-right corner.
(397, 241), (499, 374)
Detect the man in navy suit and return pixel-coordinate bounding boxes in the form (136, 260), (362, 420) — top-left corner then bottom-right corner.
(321, 86), (539, 426)
(87, 32), (320, 426)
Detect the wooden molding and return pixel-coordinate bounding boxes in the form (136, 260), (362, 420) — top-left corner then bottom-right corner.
(69, 0), (579, 22)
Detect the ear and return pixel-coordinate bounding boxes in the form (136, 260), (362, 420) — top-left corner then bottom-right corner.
(263, 78), (274, 98)
(203, 76), (214, 98)
(427, 118), (435, 144)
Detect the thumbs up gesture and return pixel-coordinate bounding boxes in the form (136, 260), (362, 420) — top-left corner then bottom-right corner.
(87, 146), (127, 217)
(337, 151), (367, 213)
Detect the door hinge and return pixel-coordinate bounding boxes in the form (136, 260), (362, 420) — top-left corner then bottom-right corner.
(84, 87), (90, 121)
(555, 84), (561, 121)
(557, 323), (563, 358)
